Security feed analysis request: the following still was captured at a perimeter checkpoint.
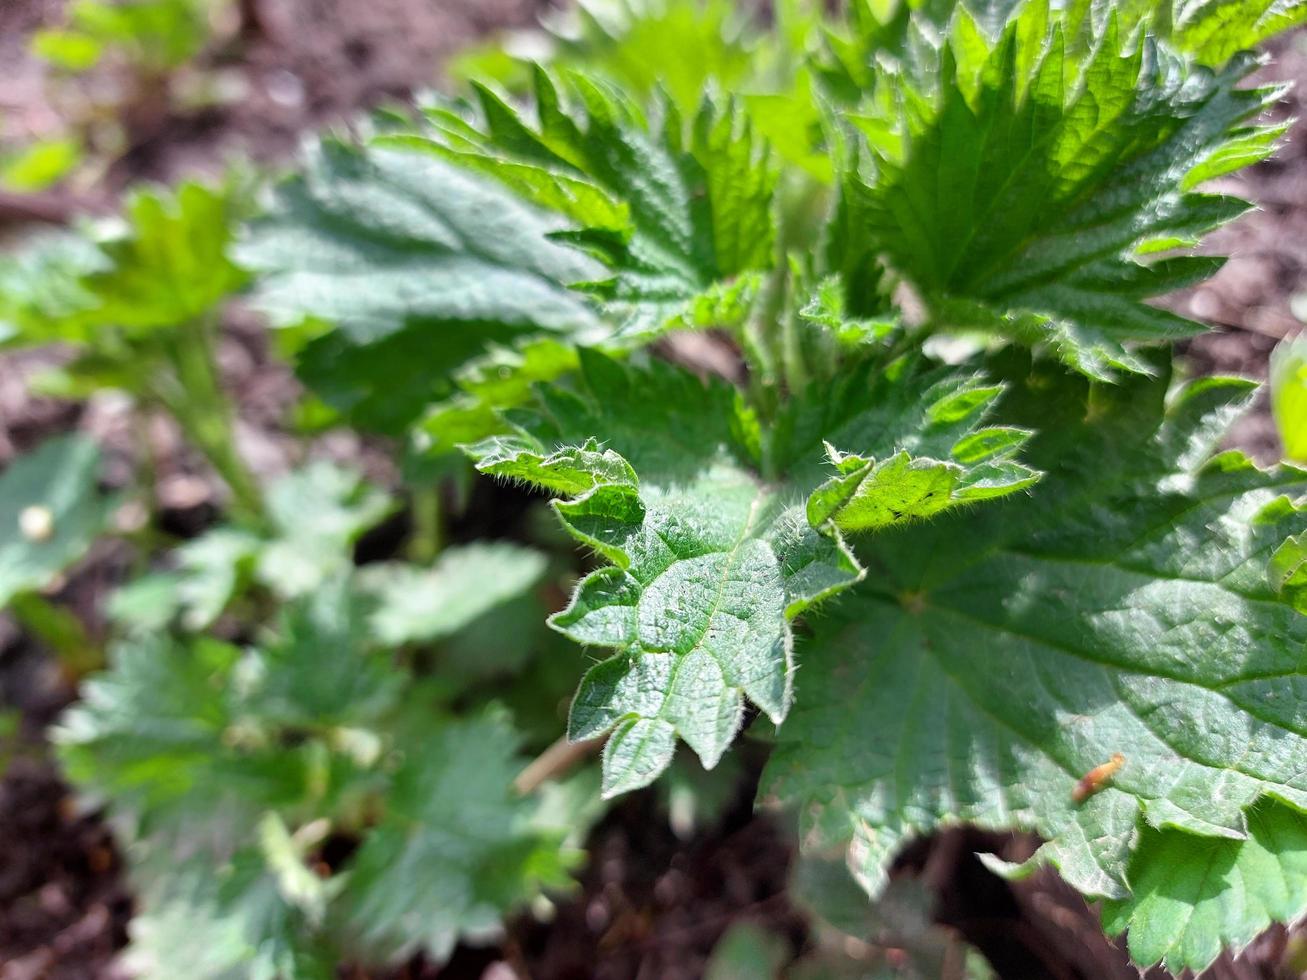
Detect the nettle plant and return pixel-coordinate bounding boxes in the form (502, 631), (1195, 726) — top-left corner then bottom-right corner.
(5, 0), (1307, 973)
(3, 0), (237, 194)
(0, 182), (590, 974)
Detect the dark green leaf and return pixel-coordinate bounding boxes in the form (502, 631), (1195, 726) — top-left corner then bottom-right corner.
(767, 361), (1307, 972)
(468, 351), (1033, 795)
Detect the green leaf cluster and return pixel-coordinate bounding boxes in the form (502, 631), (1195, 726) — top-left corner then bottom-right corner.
(0, 180), (263, 517)
(832, 4), (1283, 380)
(767, 358), (1307, 967)
(467, 349), (1037, 795)
(34, 0), (219, 74)
(421, 1), (1304, 971)
(4, 0), (1307, 973)
(109, 461), (392, 631)
(0, 138), (83, 193)
(59, 483), (577, 971)
(417, 66), (778, 334)
(239, 139), (606, 434)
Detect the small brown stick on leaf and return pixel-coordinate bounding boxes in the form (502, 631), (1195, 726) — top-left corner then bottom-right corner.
(1072, 753), (1125, 804)
(514, 735), (603, 796)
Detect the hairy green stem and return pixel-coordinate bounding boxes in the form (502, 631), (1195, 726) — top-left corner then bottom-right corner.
(744, 261), (788, 403)
(876, 320), (934, 372)
(149, 314), (265, 526)
(780, 300), (809, 393)
(744, 169), (828, 419)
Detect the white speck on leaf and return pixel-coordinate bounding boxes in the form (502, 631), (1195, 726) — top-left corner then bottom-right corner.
(19, 505), (54, 542)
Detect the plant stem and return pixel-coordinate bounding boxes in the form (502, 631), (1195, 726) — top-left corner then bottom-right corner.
(743, 168), (828, 422)
(743, 260), (786, 406)
(409, 484), (444, 564)
(876, 320), (934, 372)
(152, 314), (265, 526)
(9, 591), (103, 678)
(780, 299), (810, 393)
(514, 735), (603, 795)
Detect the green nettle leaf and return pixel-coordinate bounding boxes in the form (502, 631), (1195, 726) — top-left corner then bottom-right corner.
(552, 0), (758, 118)
(1102, 797), (1307, 972)
(246, 578), (404, 729)
(60, 579), (391, 839)
(123, 857), (338, 980)
(257, 461), (394, 597)
(1107, 0), (1307, 67)
(110, 528), (261, 632)
(1172, 0), (1307, 64)
(765, 358), (1307, 973)
(240, 139), (607, 432)
(87, 182), (247, 332)
(417, 337), (582, 456)
(341, 712), (575, 963)
(0, 183), (243, 349)
(56, 634), (292, 839)
(0, 435), (114, 608)
(59, 183), (246, 343)
(0, 232), (104, 344)
(62, 581), (570, 969)
(0, 180), (268, 516)
(467, 351), (1035, 796)
(410, 65), (778, 337)
(171, 530), (261, 627)
(359, 542), (549, 646)
(834, 7), (1282, 380)
(799, 275), (899, 351)
(417, 273), (765, 455)
(109, 462), (393, 632)
(1272, 332), (1307, 462)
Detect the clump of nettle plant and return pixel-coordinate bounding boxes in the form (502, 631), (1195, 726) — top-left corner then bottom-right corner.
(5, 0), (1307, 974)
